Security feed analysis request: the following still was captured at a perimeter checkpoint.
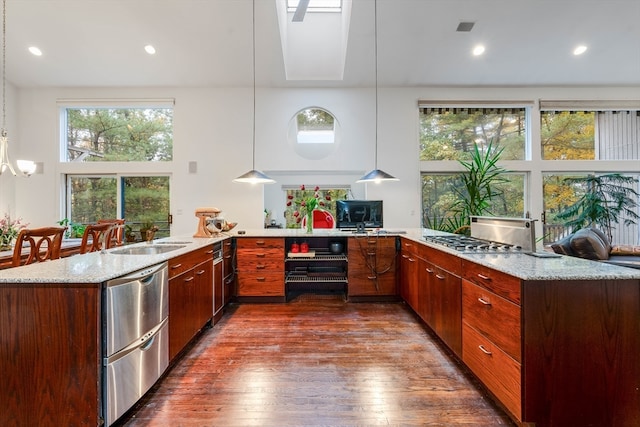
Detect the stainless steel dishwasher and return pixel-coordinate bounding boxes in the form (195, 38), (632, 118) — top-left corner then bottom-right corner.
(102, 262), (169, 427)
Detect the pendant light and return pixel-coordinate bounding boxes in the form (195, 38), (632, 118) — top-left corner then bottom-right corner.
(0, 0), (35, 177)
(357, 0), (397, 184)
(233, 0), (275, 184)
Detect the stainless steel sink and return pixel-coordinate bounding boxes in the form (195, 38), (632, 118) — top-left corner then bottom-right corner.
(110, 244), (186, 255)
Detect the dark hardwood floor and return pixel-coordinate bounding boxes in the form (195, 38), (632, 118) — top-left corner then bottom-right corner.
(118, 296), (515, 426)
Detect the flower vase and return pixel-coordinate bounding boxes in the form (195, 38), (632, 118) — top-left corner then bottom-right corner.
(305, 211), (313, 234)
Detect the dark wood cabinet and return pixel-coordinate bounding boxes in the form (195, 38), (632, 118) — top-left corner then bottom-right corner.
(0, 284), (102, 426)
(399, 238), (420, 310)
(168, 246), (214, 361)
(222, 238), (235, 305)
(400, 238), (461, 357)
(236, 237), (285, 299)
(348, 235), (398, 299)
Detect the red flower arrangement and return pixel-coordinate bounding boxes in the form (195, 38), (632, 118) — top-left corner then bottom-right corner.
(287, 185), (331, 231)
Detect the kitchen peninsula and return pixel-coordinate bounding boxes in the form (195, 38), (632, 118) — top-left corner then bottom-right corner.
(1, 229), (638, 427)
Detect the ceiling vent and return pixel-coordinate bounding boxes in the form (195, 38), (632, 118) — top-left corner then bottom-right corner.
(456, 21), (475, 32)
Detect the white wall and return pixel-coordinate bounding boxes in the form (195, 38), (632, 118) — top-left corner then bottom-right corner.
(9, 84), (640, 236)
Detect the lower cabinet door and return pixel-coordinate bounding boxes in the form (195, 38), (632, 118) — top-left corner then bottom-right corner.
(237, 272), (284, 296)
(462, 322), (522, 421)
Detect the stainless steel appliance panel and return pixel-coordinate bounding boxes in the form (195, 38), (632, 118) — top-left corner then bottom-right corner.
(105, 262), (168, 356)
(470, 216), (536, 252)
(104, 318), (169, 426)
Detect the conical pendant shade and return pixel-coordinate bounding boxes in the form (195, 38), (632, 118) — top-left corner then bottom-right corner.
(358, 0), (397, 185)
(233, 169), (275, 184)
(233, 0), (275, 185)
(357, 168), (398, 183)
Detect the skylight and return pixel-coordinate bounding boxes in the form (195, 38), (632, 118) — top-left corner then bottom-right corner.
(287, 0), (342, 13)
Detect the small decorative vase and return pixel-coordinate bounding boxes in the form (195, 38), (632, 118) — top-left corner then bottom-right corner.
(305, 211), (313, 234)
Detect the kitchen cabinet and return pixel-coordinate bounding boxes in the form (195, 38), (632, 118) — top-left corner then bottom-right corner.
(348, 235), (398, 299)
(399, 238), (420, 311)
(284, 237), (348, 298)
(462, 275), (521, 419)
(222, 238), (235, 305)
(400, 238), (461, 357)
(236, 237), (285, 299)
(0, 284), (101, 426)
(168, 245), (214, 361)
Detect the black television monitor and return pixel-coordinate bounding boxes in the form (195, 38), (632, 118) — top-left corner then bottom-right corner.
(335, 200), (383, 229)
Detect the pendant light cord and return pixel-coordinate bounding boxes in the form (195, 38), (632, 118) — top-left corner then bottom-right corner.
(2, 0), (6, 134)
(374, 0), (378, 169)
(251, 0), (256, 170)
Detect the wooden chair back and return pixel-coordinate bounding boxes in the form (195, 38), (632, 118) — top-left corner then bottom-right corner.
(12, 227), (66, 267)
(79, 222), (119, 254)
(97, 218), (125, 247)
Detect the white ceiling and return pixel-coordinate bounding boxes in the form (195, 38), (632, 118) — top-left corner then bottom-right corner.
(5, 0), (640, 89)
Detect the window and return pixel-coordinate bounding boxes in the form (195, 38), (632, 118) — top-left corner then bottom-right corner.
(543, 173), (640, 245)
(288, 107), (340, 160)
(283, 186), (349, 229)
(541, 109), (640, 160)
(421, 173), (525, 231)
(295, 107), (336, 144)
(66, 175), (171, 241)
(63, 107), (173, 162)
(420, 106), (527, 161)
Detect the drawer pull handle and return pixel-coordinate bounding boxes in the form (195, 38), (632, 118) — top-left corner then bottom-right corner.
(224, 255), (231, 259)
(256, 277), (266, 281)
(171, 263), (182, 269)
(184, 276), (194, 283)
(256, 253), (266, 258)
(478, 345), (492, 355)
(401, 254), (409, 259)
(426, 268), (434, 274)
(435, 274), (445, 280)
(478, 297), (492, 306)
(256, 264), (266, 269)
(196, 269), (206, 275)
(477, 273), (491, 281)
(206, 249), (214, 254)
(256, 241), (265, 246)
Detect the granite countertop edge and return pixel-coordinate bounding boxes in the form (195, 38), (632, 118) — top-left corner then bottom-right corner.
(0, 235), (230, 284)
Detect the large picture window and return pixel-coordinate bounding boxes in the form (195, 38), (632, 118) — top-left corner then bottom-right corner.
(63, 107), (173, 162)
(420, 106), (527, 161)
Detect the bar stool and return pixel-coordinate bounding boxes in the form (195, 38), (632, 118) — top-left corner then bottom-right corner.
(79, 222), (118, 254)
(97, 218), (125, 247)
(12, 227), (66, 267)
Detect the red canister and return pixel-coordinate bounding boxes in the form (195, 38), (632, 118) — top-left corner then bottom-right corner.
(300, 242), (309, 253)
(291, 242), (300, 253)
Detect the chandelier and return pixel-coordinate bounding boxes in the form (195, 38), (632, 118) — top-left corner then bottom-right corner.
(0, 0), (35, 176)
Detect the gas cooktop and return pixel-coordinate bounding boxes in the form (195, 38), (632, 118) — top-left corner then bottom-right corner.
(423, 216), (538, 254)
(423, 234), (524, 254)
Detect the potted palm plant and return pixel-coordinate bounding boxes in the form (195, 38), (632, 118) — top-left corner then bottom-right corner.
(555, 173), (639, 243)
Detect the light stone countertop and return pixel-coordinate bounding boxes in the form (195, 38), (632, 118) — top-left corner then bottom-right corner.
(229, 227), (640, 281)
(0, 235), (230, 284)
(2, 228), (638, 285)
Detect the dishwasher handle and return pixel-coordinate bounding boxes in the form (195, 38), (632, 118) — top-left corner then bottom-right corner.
(105, 262), (168, 288)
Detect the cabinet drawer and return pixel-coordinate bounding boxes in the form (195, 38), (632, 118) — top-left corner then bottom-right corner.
(236, 248), (284, 271)
(463, 322), (522, 421)
(348, 273), (397, 296)
(422, 245), (462, 276)
(237, 272), (284, 296)
(169, 246), (214, 279)
(236, 237), (284, 250)
(462, 279), (521, 362)
(461, 260), (521, 304)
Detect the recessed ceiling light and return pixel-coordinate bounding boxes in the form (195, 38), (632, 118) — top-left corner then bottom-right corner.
(472, 45), (485, 56)
(573, 45), (587, 55)
(144, 45), (156, 55)
(28, 46), (42, 56)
